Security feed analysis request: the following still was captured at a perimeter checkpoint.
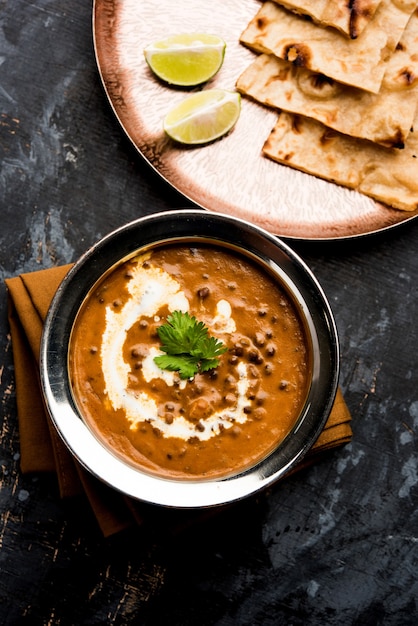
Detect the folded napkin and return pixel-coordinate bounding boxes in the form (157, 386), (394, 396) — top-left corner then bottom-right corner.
(5, 265), (352, 537)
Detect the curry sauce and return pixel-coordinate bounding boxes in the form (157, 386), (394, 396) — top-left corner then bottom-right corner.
(69, 244), (311, 480)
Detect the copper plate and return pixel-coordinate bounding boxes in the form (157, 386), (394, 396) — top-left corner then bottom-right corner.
(93, 0), (418, 240)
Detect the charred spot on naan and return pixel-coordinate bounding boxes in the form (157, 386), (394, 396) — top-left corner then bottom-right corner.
(349, 0), (376, 39)
(284, 43), (312, 67)
(386, 129), (405, 150)
(398, 67), (417, 86)
(256, 16), (269, 31)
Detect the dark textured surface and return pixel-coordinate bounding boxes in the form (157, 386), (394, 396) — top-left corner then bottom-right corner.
(1, 2), (417, 624)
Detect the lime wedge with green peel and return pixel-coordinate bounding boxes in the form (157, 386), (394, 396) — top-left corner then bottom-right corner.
(163, 89), (241, 145)
(144, 33), (226, 86)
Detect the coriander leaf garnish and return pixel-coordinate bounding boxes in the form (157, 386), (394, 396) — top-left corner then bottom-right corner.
(154, 310), (228, 379)
(152, 354), (199, 380)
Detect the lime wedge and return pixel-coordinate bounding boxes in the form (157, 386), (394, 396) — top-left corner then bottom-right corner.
(144, 33), (226, 86)
(163, 89), (241, 145)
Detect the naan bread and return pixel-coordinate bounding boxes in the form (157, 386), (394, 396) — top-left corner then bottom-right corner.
(237, 6), (418, 148)
(263, 111), (418, 212)
(240, 0), (417, 93)
(272, 0), (383, 39)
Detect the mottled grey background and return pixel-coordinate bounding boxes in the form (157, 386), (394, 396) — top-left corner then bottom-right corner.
(0, 1), (417, 624)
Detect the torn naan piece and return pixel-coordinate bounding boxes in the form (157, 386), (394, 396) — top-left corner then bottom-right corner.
(263, 111), (418, 212)
(237, 7), (418, 149)
(240, 0), (417, 93)
(272, 0), (383, 39)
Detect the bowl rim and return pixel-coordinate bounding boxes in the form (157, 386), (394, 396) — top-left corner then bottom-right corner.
(40, 209), (340, 508)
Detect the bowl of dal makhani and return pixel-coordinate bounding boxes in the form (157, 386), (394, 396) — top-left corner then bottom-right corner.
(40, 210), (339, 508)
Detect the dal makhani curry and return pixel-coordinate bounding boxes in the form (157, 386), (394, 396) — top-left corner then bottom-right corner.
(69, 244), (311, 480)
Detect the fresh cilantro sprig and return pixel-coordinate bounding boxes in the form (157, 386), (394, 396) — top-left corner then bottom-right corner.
(154, 310), (228, 379)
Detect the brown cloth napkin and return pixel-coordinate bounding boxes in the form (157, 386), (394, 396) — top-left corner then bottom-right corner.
(5, 265), (352, 537)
